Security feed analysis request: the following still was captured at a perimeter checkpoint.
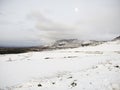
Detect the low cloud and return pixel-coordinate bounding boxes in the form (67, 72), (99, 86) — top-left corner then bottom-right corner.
(0, 0), (120, 47)
(29, 11), (120, 44)
(28, 12), (78, 43)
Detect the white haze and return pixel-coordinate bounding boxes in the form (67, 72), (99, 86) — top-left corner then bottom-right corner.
(0, 0), (120, 47)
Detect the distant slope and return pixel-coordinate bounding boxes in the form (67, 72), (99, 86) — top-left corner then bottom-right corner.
(113, 35), (120, 41)
(1, 35), (120, 54)
(0, 39), (104, 54)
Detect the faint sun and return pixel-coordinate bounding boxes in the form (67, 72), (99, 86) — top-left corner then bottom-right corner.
(74, 8), (79, 12)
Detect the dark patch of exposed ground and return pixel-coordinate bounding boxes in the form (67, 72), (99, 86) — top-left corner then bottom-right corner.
(0, 46), (50, 54)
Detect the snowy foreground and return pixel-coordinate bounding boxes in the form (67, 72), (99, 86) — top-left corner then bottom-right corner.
(0, 40), (120, 90)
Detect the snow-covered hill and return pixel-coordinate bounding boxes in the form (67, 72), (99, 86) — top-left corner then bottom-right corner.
(0, 39), (104, 54)
(0, 40), (120, 90)
(51, 39), (104, 49)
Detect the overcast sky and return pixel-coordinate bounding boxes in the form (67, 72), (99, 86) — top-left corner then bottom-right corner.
(0, 0), (120, 47)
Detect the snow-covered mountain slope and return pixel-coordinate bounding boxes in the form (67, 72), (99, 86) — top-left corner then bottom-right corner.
(51, 39), (104, 49)
(0, 40), (120, 90)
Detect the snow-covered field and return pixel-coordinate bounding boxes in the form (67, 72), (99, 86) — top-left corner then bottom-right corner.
(0, 40), (120, 90)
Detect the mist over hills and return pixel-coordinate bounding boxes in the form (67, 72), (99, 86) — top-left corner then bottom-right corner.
(0, 0), (120, 47)
(0, 36), (119, 54)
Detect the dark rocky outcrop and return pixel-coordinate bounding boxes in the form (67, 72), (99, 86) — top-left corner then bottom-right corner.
(113, 36), (120, 41)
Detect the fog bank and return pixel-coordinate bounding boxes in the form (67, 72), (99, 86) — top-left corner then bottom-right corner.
(0, 0), (120, 47)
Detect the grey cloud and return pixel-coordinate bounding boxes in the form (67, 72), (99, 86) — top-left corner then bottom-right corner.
(28, 12), (78, 43)
(29, 11), (120, 42)
(0, 0), (120, 47)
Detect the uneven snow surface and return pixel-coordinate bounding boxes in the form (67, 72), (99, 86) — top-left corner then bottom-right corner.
(0, 40), (120, 90)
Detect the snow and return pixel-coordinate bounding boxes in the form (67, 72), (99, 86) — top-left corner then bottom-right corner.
(0, 40), (120, 90)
